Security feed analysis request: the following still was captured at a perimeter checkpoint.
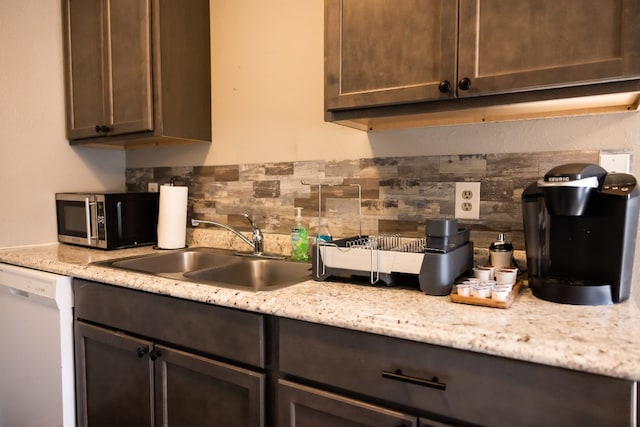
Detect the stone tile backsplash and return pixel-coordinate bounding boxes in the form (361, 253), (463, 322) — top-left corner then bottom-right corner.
(126, 150), (600, 251)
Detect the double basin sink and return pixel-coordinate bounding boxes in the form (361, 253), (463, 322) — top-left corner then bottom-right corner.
(93, 247), (312, 291)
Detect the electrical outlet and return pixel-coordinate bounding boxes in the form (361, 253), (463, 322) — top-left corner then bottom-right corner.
(148, 182), (159, 192)
(599, 152), (631, 173)
(455, 182), (481, 220)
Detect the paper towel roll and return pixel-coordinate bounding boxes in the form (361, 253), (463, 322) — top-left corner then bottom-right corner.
(157, 185), (188, 249)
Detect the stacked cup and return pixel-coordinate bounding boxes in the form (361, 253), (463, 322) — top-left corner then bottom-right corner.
(455, 265), (518, 301)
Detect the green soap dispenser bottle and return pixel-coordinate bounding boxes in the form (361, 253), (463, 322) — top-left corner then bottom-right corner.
(291, 207), (309, 261)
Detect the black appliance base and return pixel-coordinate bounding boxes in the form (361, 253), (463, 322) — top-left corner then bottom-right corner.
(529, 278), (620, 305)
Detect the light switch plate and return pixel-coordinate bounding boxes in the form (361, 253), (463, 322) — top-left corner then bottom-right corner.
(599, 153), (631, 173)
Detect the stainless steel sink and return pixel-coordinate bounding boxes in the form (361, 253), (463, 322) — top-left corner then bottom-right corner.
(108, 248), (240, 274)
(92, 247), (312, 291)
(184, 259), (312, 291)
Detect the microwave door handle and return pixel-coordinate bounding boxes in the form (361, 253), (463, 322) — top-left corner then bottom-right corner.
(116, 201), (123, 239)
(84, 197), (92, 245)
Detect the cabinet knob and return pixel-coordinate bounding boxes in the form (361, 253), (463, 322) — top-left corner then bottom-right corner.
(95, 125), (111, 133)
(438, 80), (451, 93)
(458, 77), (472, 91)
(150, 349), (161, 361)
(137, 347), (149, 358)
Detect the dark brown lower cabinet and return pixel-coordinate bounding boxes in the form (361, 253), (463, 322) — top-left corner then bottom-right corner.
(278, 380), (418, 427)
(75, 322), (264, 427)
(73, 279), (266, 427)
(72, 279), (637, 426)
(278, 380), (453, 427)
(75, 322), (153, 427)
(154, 343), (263, 426)
(279, 318), (637, 426)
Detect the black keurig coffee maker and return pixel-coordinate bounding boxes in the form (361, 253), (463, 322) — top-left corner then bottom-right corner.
(522, 163), (640, 305)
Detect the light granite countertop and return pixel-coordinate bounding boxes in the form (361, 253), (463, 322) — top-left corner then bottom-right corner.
(1, 243), (640, 382)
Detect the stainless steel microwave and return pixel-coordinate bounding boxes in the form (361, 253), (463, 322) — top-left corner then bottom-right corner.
(55, 192), (159, 250)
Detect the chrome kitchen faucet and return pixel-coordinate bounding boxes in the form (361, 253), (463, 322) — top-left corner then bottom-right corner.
(191, 213), (284, 259)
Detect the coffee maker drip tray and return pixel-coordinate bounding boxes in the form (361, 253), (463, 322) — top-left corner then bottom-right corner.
(530, 277), (615, 305)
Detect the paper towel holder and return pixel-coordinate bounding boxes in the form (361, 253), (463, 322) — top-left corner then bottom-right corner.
(157, 182), (189, 250)
(169, 176), (189, 187)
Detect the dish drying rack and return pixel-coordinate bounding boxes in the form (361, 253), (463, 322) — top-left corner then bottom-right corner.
(302, 180), (473, 295)
(313, 234), (473, 295)
(316, 235), (426, 281)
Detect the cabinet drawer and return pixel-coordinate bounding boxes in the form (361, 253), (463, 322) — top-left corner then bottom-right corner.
(279, 318), (635, 426)
(278, 380), (418, 427)
(74, 279), (264, 368)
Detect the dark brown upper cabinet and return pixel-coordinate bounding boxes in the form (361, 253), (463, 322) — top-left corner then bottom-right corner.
(325, 0), (640, 131)
(62, 0), (211, 148)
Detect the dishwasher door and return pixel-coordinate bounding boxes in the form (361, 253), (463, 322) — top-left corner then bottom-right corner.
(0, 263), (74, 427)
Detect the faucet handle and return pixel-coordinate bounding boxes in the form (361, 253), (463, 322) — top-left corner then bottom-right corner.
(243, 212), (259, 230)
(243, 213), (264, 254)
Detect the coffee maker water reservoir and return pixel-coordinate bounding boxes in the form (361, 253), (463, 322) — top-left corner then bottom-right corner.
(522, 163), (640, 305)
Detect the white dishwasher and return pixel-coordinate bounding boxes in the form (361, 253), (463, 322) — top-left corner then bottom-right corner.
(0, 263), (75, 427)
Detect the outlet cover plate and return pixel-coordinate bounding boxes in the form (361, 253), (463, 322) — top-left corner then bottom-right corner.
(599, 152), (631, 173)
(455, 182), (481, 220)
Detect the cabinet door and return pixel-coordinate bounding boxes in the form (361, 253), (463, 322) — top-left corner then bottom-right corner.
(107, 0), (153, 135)
(154, 344), (265, 427)
(278, 380), (417, 427)
(75, 322), (153, 427)
(325, 0), (458, 110)
(63, 0), (153, 139)
(63, 0), (106, 138)
(457, 0), (640, 97)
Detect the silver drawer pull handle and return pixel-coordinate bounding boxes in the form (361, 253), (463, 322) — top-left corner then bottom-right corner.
(382, 369), (446, 391)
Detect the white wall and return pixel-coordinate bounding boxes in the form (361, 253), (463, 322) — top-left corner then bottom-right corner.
(126, 0), (640, 170)
(0, 0), (125, 247)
